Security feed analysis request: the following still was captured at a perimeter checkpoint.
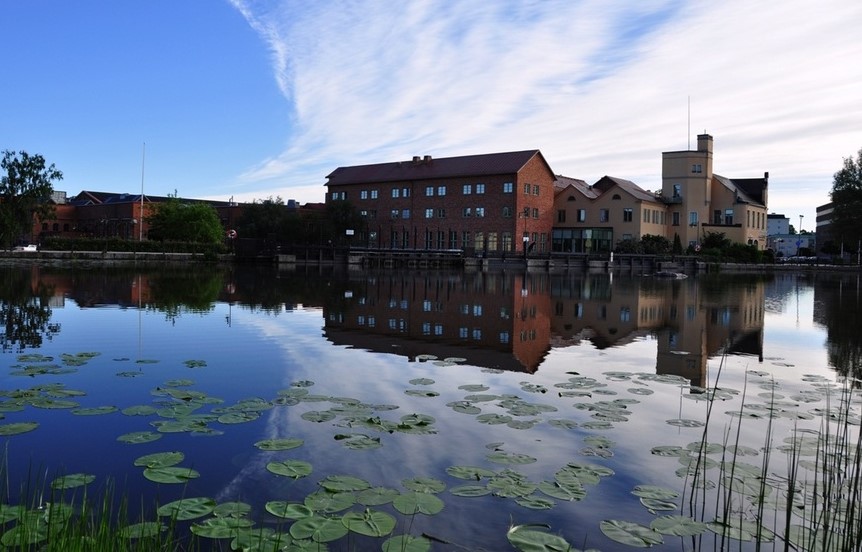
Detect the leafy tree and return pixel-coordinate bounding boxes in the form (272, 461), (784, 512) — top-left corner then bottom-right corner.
(641, 234), (671, 255)
(829, 148), (862, 252)
(701, 231), (731, 249)
(325, 200), (366, 245)
(0, 150), (63, 248)
(147, 198), (223, 243)
(672, 233), (683, 255)
(237, 196), (290, 240)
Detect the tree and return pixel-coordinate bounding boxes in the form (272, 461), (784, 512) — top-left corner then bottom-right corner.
(237, 196), (291, 240)
(0, 150), (63, 248)
(829, 148), (862, 253)
(146, 198), (223, 243)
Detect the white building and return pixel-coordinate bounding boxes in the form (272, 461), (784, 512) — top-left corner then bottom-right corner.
(767, 213), (789, 236)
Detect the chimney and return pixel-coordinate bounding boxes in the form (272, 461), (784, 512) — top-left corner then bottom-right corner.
(423, 155), (432, 163)
(412, 156), (421, 164)
(697, 133), (713, 153)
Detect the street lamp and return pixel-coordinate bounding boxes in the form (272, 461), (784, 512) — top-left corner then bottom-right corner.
(520, 207), (530, 260)
(798, 214), (803, 234)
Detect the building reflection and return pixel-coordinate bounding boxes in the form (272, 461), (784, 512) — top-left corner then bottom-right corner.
(324, 271), (767, 384)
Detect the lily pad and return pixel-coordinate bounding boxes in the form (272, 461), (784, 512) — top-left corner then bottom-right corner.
(487, 451), (537, 465)
(446, 465), (496, 481)
(118, 521), (166, 539)
(266, 460), (313, 479)
(51, 473), (96, 489)
(0, 422), (38, 436)
(402, 476), (445, 494)
(117, 431), (162, 444)
(393, 492), (444, 515)
(289, 515), (349, 543)
(265, 501), (314, 520)
(650, 515), (708, 537)
(356, 486), (400, 506)
(382, 534), (432, 552)
(341, 509), (396, 537)
(143, 466), (200, 484)
(157, 497), (216, 520)
(254, 438), (304, 451)
(214, 501), (252, 518)
(304, 491), (356, 514)
(507, 524), (572, 552)
(600, 520), (664, 547)
(134, 451), (184, 468)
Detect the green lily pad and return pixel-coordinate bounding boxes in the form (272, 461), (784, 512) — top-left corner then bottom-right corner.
(143, 466), (200, 484)
(408, 378), (435, 386)
(214, 502), (252, 518)
(449, 484), (492, 497)
(265, 501), (314, 520)
(121, 405), (158, 416)
(487, 451), (537, 465)
(157, 498), (216, 520)
(289, 515), (348, 543)
(301, 411), (336, 423)
(217, 411), (260, 424)
(402, 476), (445, 494)
(304, 491), (356, 514)
(356, 486), (400, 506)
(190, 517), (255, 538)
(404, 389), (439, 398)
(51, 473), (96, 489)
(382, 534), (432, 552)
(446, 465), (496, 480)
(0, 422), (38, 436)
(600, 520), (664, 547)
(507, 524), (572, 552)
(254, 438), (304, 451)
(650, 515), (708, 537)
(117, 431), (162, 444)
(392, 492), (444, 515)
(266, 460), (313, 479)
(71, 406), (118, 416)
(631, 485), (679, 500)
(515, 495), (555, 510)
(183, 360), (207, 368)
(341, 509), (396, 537)
(134, 451), (184, 468)
(334, 433), (381, 450)
(320, 475), (371, 492)
(118, 521), (166, 539)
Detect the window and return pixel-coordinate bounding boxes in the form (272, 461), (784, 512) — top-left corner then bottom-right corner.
(557, 209), (566, 223)
(463, 184), (472, 195)
(577, 209), (586, 222)
(475, 207), (485, 218)
(724, 209), (733, 225)
(643, 209), (650, 223)
(623, 208), (633, 222)
(476, 183), (485, 194)
(503, 206), (512, 218)
(673, 184), (682, 198)
(622, 233), (632, 241)
(391, 188), (400, 198)
(503, 182), (513, 193)
(425, 208), (434, 218)
(422, 300), (432, 312)
(402, 209), (411, 219)
(360, 210), (368, 217)
(689, 211), (698, 226)
(437, 208), (446, 218)
(437, 186), (446, 196)
(368, 209), (377, 219)
(391, 209), (400, 219)
(360, 190), (368, 199)
(600, 209), (609, 222)
(524, 183), (531, 194)
(714, 210), (721, 224)
(672, 212), (680, 226)
(531, 208), (538, 218)
(533, 184), (540, 195)
(692, 164), (702, 173)
(425, 186), (434, 196)
(331, 191), (345, 200)
(620, 307), (631, 322)
(370, 190), (378, 199)
(612, 194), (621, 200)
(402, 188), (410, 198)
(463, 207), (472, 217)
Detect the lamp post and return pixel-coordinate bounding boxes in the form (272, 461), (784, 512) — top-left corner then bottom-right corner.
(520, 207), (530, 261)
(799, 214), (803, 234)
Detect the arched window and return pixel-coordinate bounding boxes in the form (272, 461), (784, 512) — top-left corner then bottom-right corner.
(612, 194), (621, 200)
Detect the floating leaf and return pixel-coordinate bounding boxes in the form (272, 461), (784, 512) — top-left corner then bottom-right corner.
(143, 466), (200, 484)
(382, 534), (432, 552)
(301, 411), (336, 423)
(190, 517), (254, 538)
(487, 451), (537, 465)
(393, 492), (444, 515)
(214, 502), (252, 518)
(304, 491), (356, 514)
(266, 460), (312, 479)
(134, 451), (184, 468)
(183, 360), (207, 368)
(507, 524), (572, 552)
(157, 498), (216, 520)
(71, 406), (118, 416)
(289, 515), (349, 543)
(449, 485), (492, 497)
(446, 465), (496, 481)
(51, 473), (96, 489)
(118, 521), (166, 539)
(600, 520), (664, 547)
(117, 431), (162, 444)
(341, 509), (396, 537)
(402, 477), (445, 494)
(254, 438), (304, 451)
(320, 475), (371, 492)
(357, 486), (400, 506)
(408, 378), (435, 386)
(121, 405), (157, 416)
(265, 501), (314, 520)
(650, 515), (708, 537)
(0, 422), (38, 436)
(515, 495), (555, 510)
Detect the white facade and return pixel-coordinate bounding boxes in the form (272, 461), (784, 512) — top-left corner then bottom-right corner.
(767, 214), (789, 236)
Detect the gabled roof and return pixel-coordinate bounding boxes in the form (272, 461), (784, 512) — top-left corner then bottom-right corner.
(69, 191), (233, 207)
(554, 175), (597, 199)
(713, 174), (767, 207)
(326, 150), (552, 186)
(594, 176), (661, 203)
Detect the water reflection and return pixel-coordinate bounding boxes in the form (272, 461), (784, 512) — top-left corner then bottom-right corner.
(2, 265), (861, 381)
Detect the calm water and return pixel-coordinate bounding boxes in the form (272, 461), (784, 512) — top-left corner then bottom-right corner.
(1, 263), (860, 550)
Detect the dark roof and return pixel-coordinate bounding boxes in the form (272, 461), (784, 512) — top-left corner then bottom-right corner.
(554, 175), (597, 199)
(594, 176), (661, 203)
(69, 191), (232, 207)
(326, 150), (551, 186)
(713, 175), (768, 207)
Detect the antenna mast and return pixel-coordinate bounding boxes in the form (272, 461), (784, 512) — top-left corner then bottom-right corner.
(687, 96), (691, 150)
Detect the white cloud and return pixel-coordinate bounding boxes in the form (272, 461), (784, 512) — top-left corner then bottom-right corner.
(229, 0), (862, 220)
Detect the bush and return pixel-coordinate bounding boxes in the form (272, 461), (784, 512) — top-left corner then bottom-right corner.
(40, 237), (227, 255)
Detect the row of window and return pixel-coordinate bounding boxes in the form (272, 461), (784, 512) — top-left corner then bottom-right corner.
(360, 206), (541, 220)
(557, 208), (635, 224)
(346, 181), (523, 201)
(358, 229), (548, 252)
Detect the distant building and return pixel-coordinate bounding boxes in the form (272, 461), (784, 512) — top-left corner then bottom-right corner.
(324, 150), (556, 254)
(767, 213), (790, 236)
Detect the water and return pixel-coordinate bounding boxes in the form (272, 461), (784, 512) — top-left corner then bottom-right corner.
(0, 264), (859, 550)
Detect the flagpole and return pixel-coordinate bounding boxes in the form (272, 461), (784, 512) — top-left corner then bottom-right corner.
(140, 142), (145, 241)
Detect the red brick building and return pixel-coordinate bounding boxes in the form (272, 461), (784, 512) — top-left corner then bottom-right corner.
(325, 150), (556, 254)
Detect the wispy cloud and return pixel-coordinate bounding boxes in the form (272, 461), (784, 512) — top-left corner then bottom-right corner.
(229, 0), (862, 219)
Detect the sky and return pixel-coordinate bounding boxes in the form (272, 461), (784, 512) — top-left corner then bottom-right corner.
(3, 0), (861, 231)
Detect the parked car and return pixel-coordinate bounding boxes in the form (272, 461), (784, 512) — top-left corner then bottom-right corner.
(12, 244), (38, 252)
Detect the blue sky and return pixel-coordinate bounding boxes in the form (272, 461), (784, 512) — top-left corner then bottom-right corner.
(3, 1), (861, 230)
